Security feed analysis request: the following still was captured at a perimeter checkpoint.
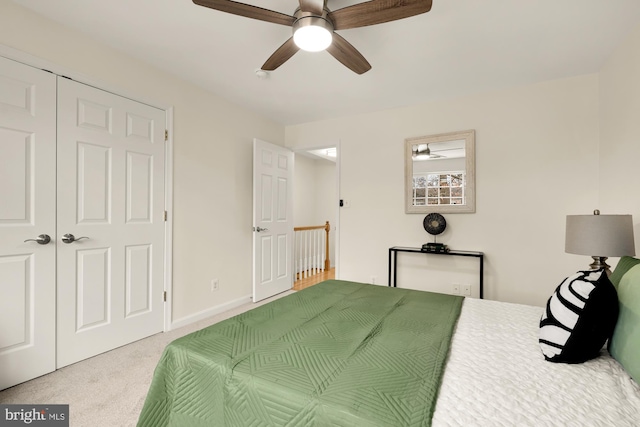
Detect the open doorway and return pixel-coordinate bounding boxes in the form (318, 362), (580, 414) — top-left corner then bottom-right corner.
(293, 145), (339, 290)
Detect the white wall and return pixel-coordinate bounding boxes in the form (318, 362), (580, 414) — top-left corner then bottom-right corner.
(599, 22), (640, 251)
(0, 1), (285, 322)
(293, 154), (337, 267)
(286, 75), (600, 306)
(315, 159), (337, 267)
(6, 0), (636, 315)
(293, 155), (319, 227)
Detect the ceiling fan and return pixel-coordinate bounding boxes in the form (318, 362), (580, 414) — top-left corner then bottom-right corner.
(192, 0), (433, 74)
(413, 143), (443, 160)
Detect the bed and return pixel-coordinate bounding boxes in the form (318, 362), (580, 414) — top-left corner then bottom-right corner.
(138, 264), (640, 426)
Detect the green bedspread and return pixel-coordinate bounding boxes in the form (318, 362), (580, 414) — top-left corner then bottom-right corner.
(137, 280), (463, 427)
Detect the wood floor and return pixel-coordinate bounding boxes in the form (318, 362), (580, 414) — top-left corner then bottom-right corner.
(293, 268), (335, 291)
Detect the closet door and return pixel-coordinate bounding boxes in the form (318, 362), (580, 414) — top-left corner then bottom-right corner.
(56, 78), (166, 368)
(0, 56), (56, 390)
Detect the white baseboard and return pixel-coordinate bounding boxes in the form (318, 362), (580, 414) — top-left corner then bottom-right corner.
(169, 294), (252, 331)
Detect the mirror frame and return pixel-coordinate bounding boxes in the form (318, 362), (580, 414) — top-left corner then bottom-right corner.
(405, 129), (476, 214)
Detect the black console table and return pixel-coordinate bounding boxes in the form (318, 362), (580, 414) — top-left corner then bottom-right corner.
(388, 246), (484, 299)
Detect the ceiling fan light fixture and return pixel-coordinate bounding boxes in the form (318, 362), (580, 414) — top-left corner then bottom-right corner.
(194, 0), (433, 73)
(293, 16), (333, 52)
(413, 144), (430, 160)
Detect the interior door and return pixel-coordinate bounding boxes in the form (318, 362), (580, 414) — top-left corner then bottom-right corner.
(0, 56), (57, 389)
(253, 139), (294, 302)
(56, 78), (166, 368)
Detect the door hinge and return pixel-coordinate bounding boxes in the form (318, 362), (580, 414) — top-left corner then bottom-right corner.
(163, 291), (167, 302)
(164, 210), (168, 221)
(165, 129), (168, 141)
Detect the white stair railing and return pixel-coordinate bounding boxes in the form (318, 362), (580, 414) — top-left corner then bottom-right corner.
(294, 221), (330, 281)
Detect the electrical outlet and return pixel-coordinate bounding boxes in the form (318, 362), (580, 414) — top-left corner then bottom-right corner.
(452, 284), (460, 295)
(463, 284), (471, 296)
(371, 276), (377, 284)
(211, 279), (219, 292)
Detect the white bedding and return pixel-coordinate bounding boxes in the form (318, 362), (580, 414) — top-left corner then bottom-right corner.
(432, 298), (640, 426)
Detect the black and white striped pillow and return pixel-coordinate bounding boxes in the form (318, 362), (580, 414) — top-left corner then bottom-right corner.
(539, 269), (619, 363)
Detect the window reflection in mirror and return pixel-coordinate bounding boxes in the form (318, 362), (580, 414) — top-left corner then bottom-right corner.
(405, 130), (475, 214)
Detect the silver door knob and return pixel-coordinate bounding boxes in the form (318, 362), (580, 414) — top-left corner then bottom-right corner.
(62, 233), (89, 244)
(254, 227), (269, 232)
(24, 234), (51, 245)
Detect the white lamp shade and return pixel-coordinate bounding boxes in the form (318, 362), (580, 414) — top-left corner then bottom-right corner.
(292, 16), (333, 52)
(565, 214), (635, 257)
(293, 25), (332, 52)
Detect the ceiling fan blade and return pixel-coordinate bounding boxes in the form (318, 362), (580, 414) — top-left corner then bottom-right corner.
(326, 33), (371, 74)
(329, 0), (432, 30)
(192, 0), (295, 26)
(262, 38), (300, 71)
(299, 0), (325, 15)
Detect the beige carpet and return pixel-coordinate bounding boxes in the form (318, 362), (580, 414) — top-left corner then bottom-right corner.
(0, 290), (294, 426)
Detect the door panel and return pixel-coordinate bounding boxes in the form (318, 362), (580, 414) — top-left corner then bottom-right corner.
(277, 235), (287, 278)
(76, 247), (110, 331)
(0, 56), (56, 390)
(77, 142), (111, 223)
(125, 244), (152, 317)
(253, 139), (294, 302)
(0, 128), (34, 222)
(0, 255), (32, 349)
(56, 78), (165, 368)
(126, 152), (153, 223)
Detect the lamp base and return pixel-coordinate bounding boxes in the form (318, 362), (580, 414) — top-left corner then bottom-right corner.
(589, 256), (611, 276)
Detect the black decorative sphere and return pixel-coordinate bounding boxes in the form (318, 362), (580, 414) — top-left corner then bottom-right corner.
(423, 213), (446, 235)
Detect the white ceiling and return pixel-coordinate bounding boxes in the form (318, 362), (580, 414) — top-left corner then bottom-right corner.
(11, 0), (640, 125)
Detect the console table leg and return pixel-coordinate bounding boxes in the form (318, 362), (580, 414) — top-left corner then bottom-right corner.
(388, 249), (392, 287)
(393, 251), (398, 287)
(479, 255), (484, 299)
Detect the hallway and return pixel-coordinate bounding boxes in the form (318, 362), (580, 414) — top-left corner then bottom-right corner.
(293, 268), (335, 291)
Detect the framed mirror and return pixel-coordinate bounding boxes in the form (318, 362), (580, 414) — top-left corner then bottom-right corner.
(405, 129), (475, 214)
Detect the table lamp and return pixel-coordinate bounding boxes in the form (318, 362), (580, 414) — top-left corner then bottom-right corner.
(565, 210), (636, 275)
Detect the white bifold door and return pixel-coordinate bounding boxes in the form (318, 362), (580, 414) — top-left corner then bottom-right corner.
(0, 56), (166, 389)
(56, 78), (166, 368)
(0, 56), (57, 390)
